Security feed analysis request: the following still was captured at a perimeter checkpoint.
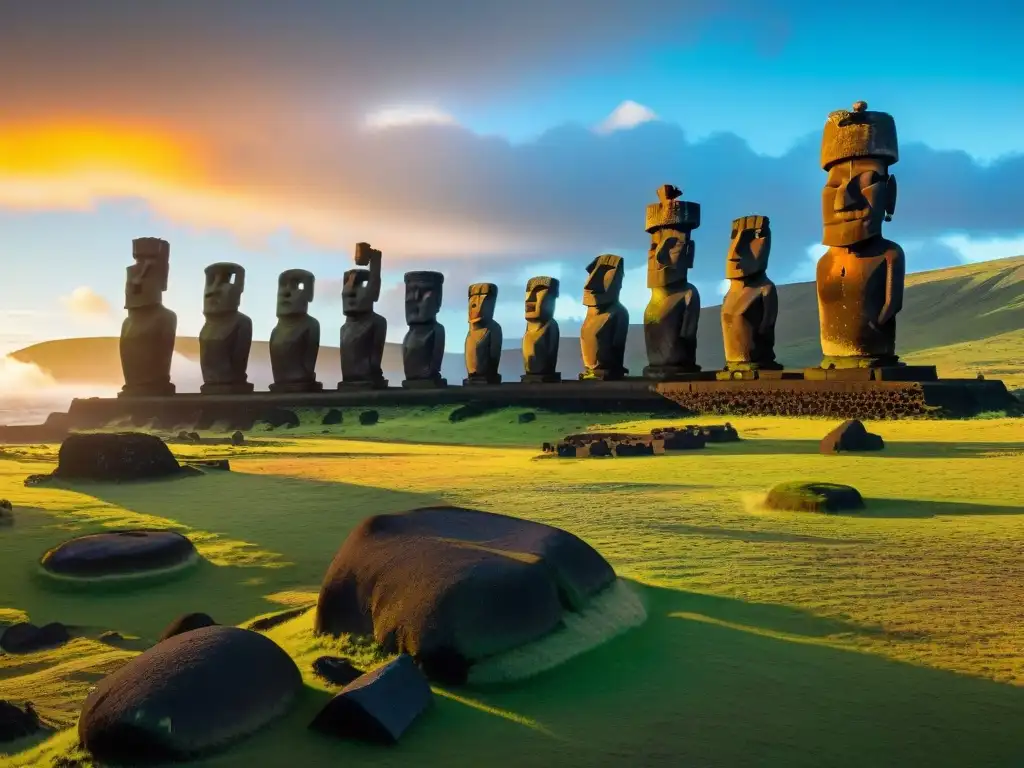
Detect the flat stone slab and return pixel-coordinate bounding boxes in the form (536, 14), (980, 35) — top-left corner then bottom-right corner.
(40, 529), (198, 581)
(765, 482), (865, 513)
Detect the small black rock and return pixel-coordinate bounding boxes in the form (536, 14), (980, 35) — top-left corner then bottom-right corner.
(158, 612), (217, 642)
(0, 622), (70, 654)
(0, 700), (41, 742)
(517, 412), (537, 424)
(358, 410), (379, 426)
(311, 656), (364, 686)
(322, 409), (344, 426)
(231, 431), (245, 446)
(260, 408), (300, 429)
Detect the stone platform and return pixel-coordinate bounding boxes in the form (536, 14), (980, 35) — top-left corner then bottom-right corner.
(0, 376), (1016, 443)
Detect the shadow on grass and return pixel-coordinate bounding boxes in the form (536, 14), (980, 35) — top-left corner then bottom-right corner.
(730, 439), (1024, 459)
(855, 497), (1024, 519)
(219, 581), (1024, 768)
(10, 472), (442, 642)
(647, 521), (874, 545)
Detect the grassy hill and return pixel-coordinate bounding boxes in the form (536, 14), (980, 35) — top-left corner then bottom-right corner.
(10, 256), (1024, 388)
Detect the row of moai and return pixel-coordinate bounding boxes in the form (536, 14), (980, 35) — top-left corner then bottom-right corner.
(119, 100), (911, 395)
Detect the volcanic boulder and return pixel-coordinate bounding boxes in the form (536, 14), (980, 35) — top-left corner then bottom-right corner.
(765, 482), (865, 513)
(820, 419), (885, 454)
(40, 530), (197, 581)
(158, 612), (217, 642)
(0, 622), (70, 654)
(0, 700), (42, 742)
(322, 409), (344, 426)
(79, 626), (302, 763)
(312, 656), (364, 687)
(309, 654), (432, 744)
(53, 432), (182, 482)
(358, 410), (380, 426)
(315, 505), (616, 683)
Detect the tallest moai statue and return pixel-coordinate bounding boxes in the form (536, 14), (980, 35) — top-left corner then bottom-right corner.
(816, 101), (905, 370)
(119, 237), (177, 397)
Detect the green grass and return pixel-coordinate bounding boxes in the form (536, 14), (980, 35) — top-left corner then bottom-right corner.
(2, 409), (1023, 766)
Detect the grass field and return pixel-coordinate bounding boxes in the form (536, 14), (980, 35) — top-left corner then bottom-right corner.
(2, 408), (1023, 767)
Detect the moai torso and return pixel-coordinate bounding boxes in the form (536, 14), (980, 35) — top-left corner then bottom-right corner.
(340, 312), (387, 382)
(523, 319), (559, 375)
(642, 186), (701, 376)
(581, 303), (630, 374)
(465, 321), (502, 379)
(199, 313), (252, 386)
(270, 315), (320, 385)
(121, 305), (177, 389)
(643, 287), (699, 369)
(816, 239), (903, 360)
(722, 277), (778, 365)
(403, 323), (445, 380)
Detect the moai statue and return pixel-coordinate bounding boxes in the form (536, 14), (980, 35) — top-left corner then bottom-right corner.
(579, 254), (629, 380)
(269, 269), (322, 392)
(402, 271), (446, 388)
(199, 262), (254, 394)
(721, 216), (782, 373)
(119, 237), (177, 397)
(463, 283), (502, 385)
(339, 242), (388, 389)
(643, 185), (701, 379)
(521, 276), (561, 383)
(817, 100), (907, 371)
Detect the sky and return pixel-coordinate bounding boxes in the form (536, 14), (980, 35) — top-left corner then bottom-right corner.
(1, 0), (1023, 354)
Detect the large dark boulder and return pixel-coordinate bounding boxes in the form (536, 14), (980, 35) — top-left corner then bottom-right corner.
(309, 654), (432, 744)
(53, 432), (182, 482)
(820, 419), (885, 454)
(358, 410), (379, 426)
(315, 505), (616, 683)
(40, 530), (197, 580)
(79, 625), (302, 763)
(311, 656), (363, 687)
(158, 612), (217, 641)
(765, 482), (865, 513)
(0, 700), (42, 742)
(0, 622), (70, 654)
(321, 409), (344, 426)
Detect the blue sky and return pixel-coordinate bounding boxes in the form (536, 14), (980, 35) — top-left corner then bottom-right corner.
(1, 0), (1022, 354)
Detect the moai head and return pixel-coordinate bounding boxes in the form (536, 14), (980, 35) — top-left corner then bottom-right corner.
(203, 262), (245, 316)
(468, 283), (498, 325)
(125, 237), (170, 309)
(583, 254), (625, 308)
(525, 276), (560, 322)
(276, 269), (315, 318)
(342, 242), (383, 316)
(725, 215), (772, 279)
(821, 101), (899, 248)
(645, 185), (699, 288)
(404, 271), (444, 324)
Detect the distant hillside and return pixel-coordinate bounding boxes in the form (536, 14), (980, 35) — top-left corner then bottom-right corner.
(10, 255), (1024, 387)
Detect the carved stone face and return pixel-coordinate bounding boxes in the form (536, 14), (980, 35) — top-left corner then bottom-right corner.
(276, 270), (313, 317)
(342, 269), (374, 315)
(583, 258), (623, 308)
(124, 257), (168, 309)
(405, 280), (442, 324)
(468, 290), (496, 325)
(822, 157), (897, 247)
(525, 281), (558, 322)
(725, 216), (771, 279)
(203, 264), (244, 315)
(647, 228), (694, 288)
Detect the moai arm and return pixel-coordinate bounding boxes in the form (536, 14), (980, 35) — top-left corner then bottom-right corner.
(490, 323), (503, 366)
(614, 306), (630, 348)
(681, 285), (701, 339)
(760, 283), (778, 336)
(431, 324), (446, 375)
(877, 246), (905, 326)
(355, 243), (383, 302)
(234, 314), (253, 376)
(370, 315), (387, 371)
(306, 317), (321, 376)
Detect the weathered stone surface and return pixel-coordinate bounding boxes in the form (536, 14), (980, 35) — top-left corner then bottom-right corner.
(722, 215), (781, 371)
(158, 612), (217, 642)
(340, 242), (388, 388)
(0, 622), (70, 654)
(580, 255), (629, 380)
(545, 433), (668, 458)
(690, 423), (740, 443)
(464, 283), (502, 384)
(41, 530), (197, 580)
(269, 269), (322, 393)
(402, 271), (446, 387)
(820, 419), (885, 453)
(649, 427), (708, 450)
(199, 262), (253, 394)
(322, 408), (343, 426)
(358, 410), (379, 426)
(79, 626), (302, 763)
(765, 482), (865, 513)
(311, 656), (363, 687)
(53, 433), (182, 482)
(120, 237), (177, 397)
(522, 277), (561, 381)
(0, 700), (42, 742)
(310, 655), (432, 744)
(315, 506), (616, 683)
